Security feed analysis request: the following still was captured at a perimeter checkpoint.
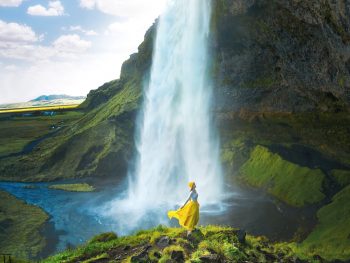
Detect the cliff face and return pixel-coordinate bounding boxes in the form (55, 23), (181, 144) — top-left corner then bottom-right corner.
(212, 0), (350, 113)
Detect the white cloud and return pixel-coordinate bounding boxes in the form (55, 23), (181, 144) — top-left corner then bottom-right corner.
(1, 0), (165, 104)
(0, 24), (91, 61)
(79, 0), (95, 9)
(68, 25), (98, 36)
(0, 42), (55, 61)
(0, 52), (126, 103)
(27, 1), (64, 16)
(0, 0), (22, 7)
(0, 20), (40, 42)
(4, 64), (17, 70)
(53, 34), (91, 53)
(79, 0), (165, 19)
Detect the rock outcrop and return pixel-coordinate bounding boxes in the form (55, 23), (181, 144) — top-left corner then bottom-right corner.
(212, 0), (350, 113)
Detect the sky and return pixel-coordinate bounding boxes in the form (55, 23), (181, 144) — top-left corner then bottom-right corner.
(0, 0), (166, 104)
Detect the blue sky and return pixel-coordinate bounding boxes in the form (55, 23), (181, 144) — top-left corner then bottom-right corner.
(0, 0), (165, 103)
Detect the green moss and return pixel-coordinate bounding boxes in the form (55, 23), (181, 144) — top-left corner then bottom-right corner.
(331, 169), (350, 187)
(48, 183), (95, 192)
(45, 224), (346, 263)
(81, 253), (109, 263)
(239, 145), (326, 207)
(88, 232), (118, 243)
(296, 185), (350, 261)
(0, 190), (49, 259)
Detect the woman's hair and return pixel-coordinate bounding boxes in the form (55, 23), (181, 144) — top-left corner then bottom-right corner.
(188, 181), (195, 191)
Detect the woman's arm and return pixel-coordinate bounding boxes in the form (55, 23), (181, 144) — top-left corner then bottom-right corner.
(180, 192), (192, 209)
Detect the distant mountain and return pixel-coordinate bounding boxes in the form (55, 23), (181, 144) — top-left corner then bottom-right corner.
(0, 95), (86, 109)
(30, 95), (86, 102)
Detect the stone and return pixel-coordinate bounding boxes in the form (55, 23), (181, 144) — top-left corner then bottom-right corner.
(153, 251), (162, 259)
(130, 251), (149, 263)
(123, 245), (131, 251)
(236, 229), (246, 244)
(170, 250), (184, 262)
(199, 254), (221, 262)
(156, 236), (171, 248)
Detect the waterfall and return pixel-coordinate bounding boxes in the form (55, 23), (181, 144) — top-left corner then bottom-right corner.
(105, 0), (224, 231)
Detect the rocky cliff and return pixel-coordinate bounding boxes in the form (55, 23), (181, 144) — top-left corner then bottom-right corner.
(212, 0), (350, 113)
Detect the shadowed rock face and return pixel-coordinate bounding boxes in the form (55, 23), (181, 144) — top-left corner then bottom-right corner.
(212, 0), (350, 113)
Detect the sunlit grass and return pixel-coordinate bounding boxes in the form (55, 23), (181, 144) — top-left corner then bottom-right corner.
(239, 145), (326, 207)
(295, 185), (350, 261)
(48, 183), (95, 192)
(0, 111), (84, 156)
(0, 104), (80, 114)
(43, 225), (322, 263)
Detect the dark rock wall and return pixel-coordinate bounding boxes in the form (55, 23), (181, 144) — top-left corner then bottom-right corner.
(212, 0), (350, 113)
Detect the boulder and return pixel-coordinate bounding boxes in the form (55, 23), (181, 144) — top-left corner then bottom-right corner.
(170, 250), (185, 262)
(156, 236), (171, 248)
(199, 253), (221, 262)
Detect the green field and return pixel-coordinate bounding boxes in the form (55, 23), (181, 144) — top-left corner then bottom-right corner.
(0, 190), (49, 259)
(0, 104), (80, 114)
(0, 111), (84, 156)
(48, 183), (95, 192)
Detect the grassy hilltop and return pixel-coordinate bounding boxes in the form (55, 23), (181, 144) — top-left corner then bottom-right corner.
(43, 225), (318, 263)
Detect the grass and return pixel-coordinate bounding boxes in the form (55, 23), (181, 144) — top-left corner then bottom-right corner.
(295, 185), (350, 261)
(0, 105), (80, 114)
(331, 169), (350, 187)
(0, 111), (84, 156)
(239, 145), (326, 207)
(43, 225), (314, 263)
(0, 190), (49, 259)
(48, 183), (95, 192)
(219, 112), (350, 167)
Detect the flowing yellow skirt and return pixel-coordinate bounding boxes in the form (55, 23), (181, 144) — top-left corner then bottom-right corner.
(168, 200), (199, 231)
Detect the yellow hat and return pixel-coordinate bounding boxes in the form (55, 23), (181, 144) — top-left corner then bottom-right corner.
(188, 181), (195, 189)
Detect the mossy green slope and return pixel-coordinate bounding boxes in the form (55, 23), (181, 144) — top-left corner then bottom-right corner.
(0, 111), (83, 157)
(239, 145), (326, 207)
(295, 185), (350, 261)
(331, 169), (350, 187)
(0, 190), (49, 259)
(44, 225), (311, 263)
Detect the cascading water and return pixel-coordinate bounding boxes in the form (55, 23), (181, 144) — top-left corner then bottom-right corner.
(104, 0), (224, 232)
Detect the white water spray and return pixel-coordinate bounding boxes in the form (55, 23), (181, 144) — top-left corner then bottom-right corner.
(105, 0), (224, 230)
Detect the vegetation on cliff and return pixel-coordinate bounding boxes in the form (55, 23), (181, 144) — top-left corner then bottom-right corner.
(44, 225), (314, 263)
(239, 145), (325, 207)
(296, 185), (350, 261)
(0, 190), (49, 259)
(48, 183), (95, 192)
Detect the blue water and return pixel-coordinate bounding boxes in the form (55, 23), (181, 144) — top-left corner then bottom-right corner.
(0, 179), (124, 253)
(0, 179), (315, 256)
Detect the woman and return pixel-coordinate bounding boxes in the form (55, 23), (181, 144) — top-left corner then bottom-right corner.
(168, 181), (199, 236)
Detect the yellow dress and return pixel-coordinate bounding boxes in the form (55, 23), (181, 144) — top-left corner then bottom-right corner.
(168, 199), (199, 231)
